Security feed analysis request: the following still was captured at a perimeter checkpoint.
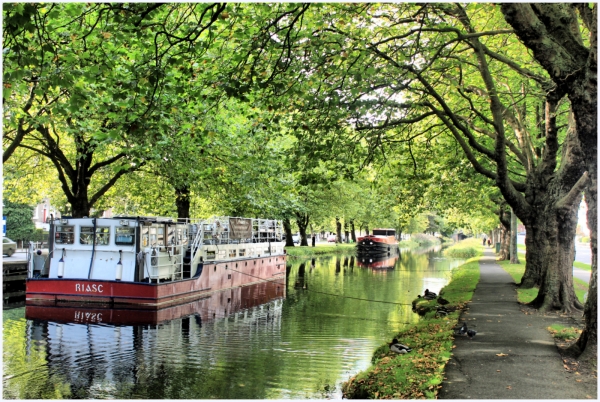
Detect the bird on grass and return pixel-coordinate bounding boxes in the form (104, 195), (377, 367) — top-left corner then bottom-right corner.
(437, 296), (449, 305)
(435, 309), (448, 318)
(424, 289), (437, 298)
(389, 338), (412, 354)
(467, 329), (477, 339)
(418, 293), (436, 301)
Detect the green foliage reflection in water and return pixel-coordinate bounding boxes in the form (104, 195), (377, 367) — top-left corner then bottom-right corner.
(3, 310), (72, 399)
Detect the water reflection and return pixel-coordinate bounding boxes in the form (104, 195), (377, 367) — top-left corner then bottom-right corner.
(4, 248), (463, 399)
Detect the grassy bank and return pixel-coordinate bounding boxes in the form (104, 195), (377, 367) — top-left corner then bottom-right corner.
(284, 243), (356, 258)
(443, 238), (483, 259)
(341, 256), (481, 399)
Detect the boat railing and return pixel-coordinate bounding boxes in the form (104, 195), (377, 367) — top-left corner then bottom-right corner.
(197, 216), (283, 245)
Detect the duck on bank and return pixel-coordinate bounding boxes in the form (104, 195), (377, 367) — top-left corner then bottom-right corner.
(342, 255), (482, 399)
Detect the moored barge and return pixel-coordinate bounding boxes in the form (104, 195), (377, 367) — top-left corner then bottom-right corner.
(26, 216), (286, 308)
(356, 228), (399, 255)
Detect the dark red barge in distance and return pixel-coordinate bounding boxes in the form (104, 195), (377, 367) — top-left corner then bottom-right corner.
(356, 228), (399, 256)
(26, 216), (286, 309)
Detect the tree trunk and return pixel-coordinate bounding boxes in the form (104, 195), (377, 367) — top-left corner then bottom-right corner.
(336, 217), (342, 243)
(283, 218), (294, 247)
(510, 208), (520, 264)
(70, 195), (91, 218)
(570, 181), (597, 358)
(175, 186), (190, 220)
(350, 219), (357, 242)
(344, 220), (349, 243)
(499, 226), (510, 260)
(498, 204), (510, 261)
(530, 196), (583, 313)
(295, 212), (310, 246)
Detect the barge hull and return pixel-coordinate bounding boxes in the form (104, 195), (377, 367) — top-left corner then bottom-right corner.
(26, 256), (286, 309)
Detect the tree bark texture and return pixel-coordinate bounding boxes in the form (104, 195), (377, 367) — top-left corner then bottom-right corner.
(350, 219), (357, 242)
(498, 204), (510, 261)
(175, 186), (190, 220)
(283, 218), (294, 247)
(336, 217), (342, 243)
(510, 208), (520, 264)
(295, 212), (310, 246)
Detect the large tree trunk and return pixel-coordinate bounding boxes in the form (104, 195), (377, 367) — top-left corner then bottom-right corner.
(175, 186), (190, 220)
(499, 226), (510, 261)
(350, 219), (357, 242)
(295, 212), (310, 246)
(510, 208), (520, 264)
(570, 182), (597, 359)
(344, 220), (349, 243)
(71, 193), (91, 218)
(283, 218), (294, 247)
(336, 217), (342, 243)
(530, 196), (583, 313)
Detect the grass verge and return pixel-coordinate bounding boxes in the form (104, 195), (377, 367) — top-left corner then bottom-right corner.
(574, 261), (592, 271)
(443, 238), (483, 259)
(341, 257), (481, 399)
(285, 243), (356, 258)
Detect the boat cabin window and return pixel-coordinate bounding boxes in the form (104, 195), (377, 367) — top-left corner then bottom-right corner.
(80, 227), (110, 245)
(229, 249), (236, 258)
(239, 249), (245, 257)
(115, 227), (135, 246)
(206, 250), (216, 260)
(141, 225), (164, 247)
(55, 225), (75, 244)
(373, 229), (396, 236)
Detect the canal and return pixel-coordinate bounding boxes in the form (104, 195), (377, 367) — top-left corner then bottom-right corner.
(3, 246), (463, 399)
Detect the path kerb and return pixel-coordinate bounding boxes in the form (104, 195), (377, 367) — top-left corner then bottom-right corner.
(439, 249), (596, 399)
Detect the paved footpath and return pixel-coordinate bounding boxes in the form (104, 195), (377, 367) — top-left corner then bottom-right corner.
(439, 250), (596, 399)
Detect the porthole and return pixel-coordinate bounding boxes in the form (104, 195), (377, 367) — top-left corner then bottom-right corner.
(214, 266), (216, 272)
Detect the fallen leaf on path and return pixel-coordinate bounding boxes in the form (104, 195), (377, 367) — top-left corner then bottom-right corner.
(496, 370), (501, 372)
(506, 386), (512, 390)
(496, 353), (508, 357)
(576, 379), (582, 382)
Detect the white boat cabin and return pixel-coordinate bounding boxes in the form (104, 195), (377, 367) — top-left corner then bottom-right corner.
(30, 216), (286, 283)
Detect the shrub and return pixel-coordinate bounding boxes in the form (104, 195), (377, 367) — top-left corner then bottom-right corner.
(411, 233), (440, 246)
(443, 239), (482, 259)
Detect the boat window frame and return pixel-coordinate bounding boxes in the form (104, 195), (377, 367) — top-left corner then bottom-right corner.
(115, 226), (136, 246)
(55, 225), (75, 245)
(79, 226), (111, 246)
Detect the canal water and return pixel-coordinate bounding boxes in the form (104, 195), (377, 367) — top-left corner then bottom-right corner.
(3, 246), (463, 399)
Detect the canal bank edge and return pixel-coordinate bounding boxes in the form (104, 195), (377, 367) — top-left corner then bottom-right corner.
(341, 254), (481, 398)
